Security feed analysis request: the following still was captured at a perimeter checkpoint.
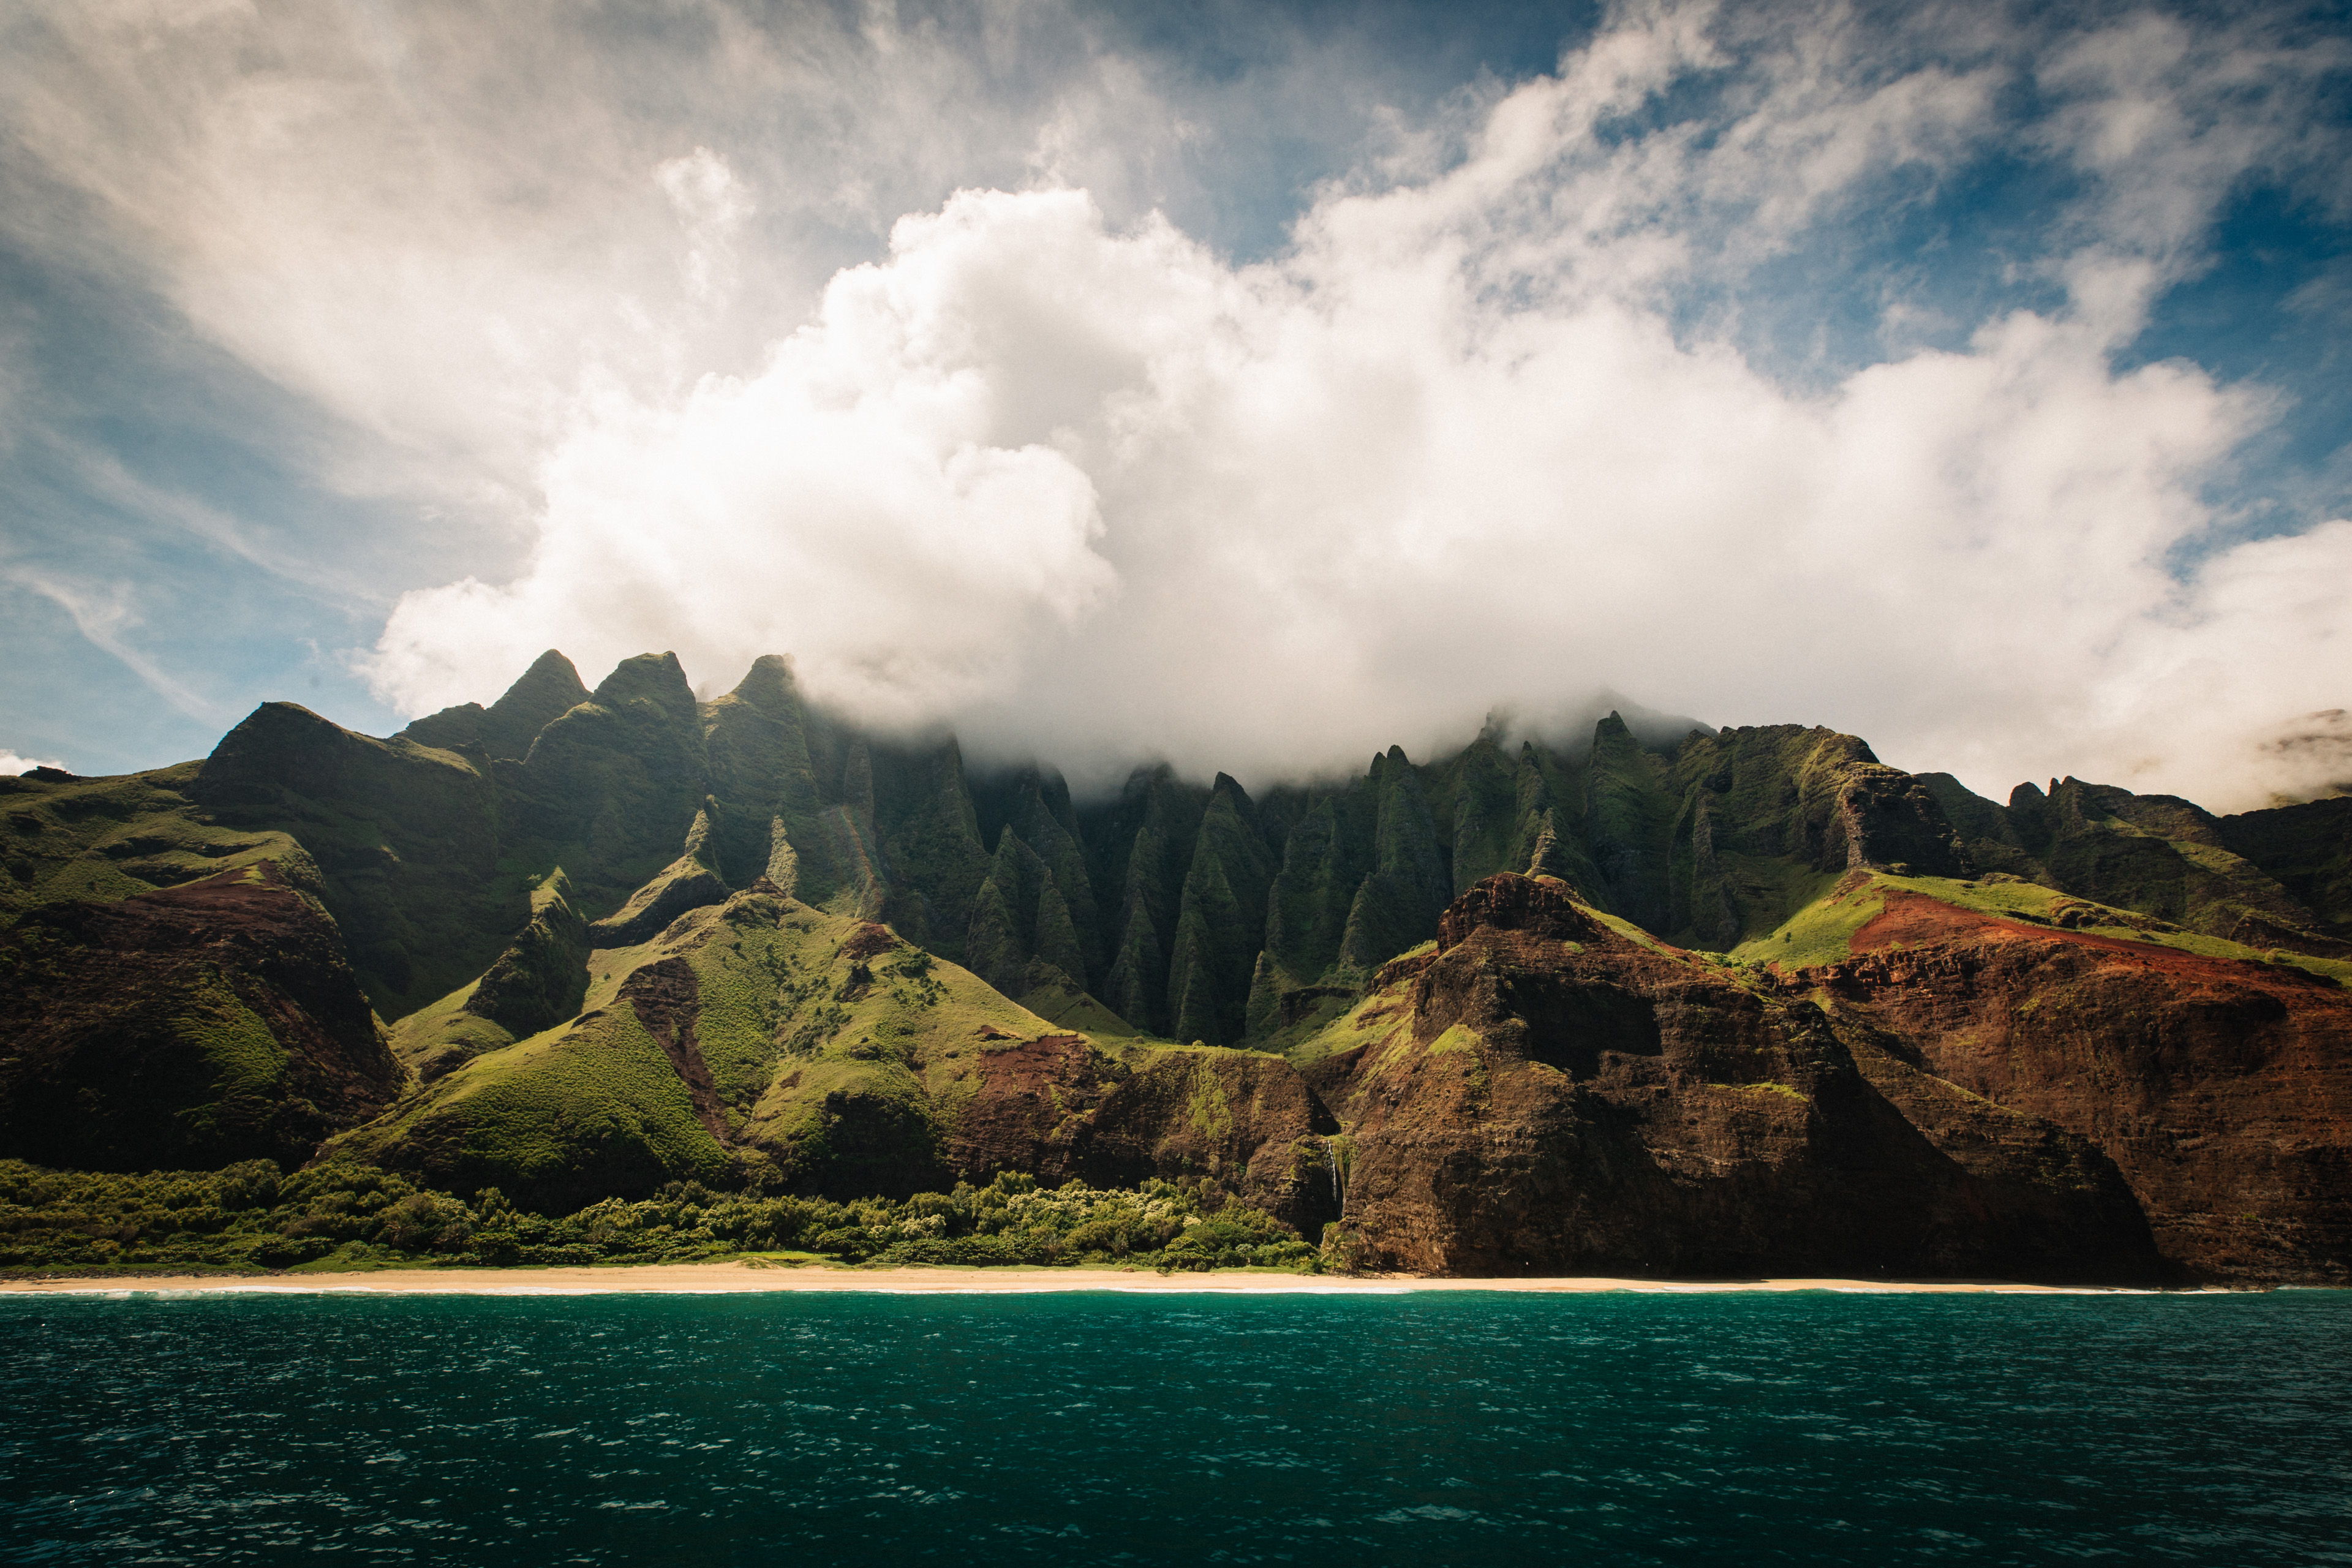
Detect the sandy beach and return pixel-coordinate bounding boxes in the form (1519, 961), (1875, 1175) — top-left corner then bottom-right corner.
(0, 1261), (2167, 1295)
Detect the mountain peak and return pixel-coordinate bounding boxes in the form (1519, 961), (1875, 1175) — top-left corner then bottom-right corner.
(726, 653), (799, 713)
(590, 651), (696, 715)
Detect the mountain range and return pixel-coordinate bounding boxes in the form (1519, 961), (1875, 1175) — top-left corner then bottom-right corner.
(3, 649), (2347, 1282)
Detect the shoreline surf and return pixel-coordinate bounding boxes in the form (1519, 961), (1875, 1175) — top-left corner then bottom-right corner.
(0, 1261), (2233, 1296)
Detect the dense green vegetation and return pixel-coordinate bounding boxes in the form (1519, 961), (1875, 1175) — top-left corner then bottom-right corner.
(0, 1161), (1321, 1275)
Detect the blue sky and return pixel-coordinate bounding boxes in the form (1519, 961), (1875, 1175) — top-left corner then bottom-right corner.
(2, 0), (2348, 809)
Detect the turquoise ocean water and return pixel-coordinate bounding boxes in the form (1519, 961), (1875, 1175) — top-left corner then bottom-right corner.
(2, 1287), (2347, 1565)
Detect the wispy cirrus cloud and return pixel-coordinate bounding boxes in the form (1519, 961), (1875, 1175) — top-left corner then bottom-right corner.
(3, 568), (224, 725)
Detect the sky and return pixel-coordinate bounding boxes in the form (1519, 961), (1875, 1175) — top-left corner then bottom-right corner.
(2, 0), (2348, 810)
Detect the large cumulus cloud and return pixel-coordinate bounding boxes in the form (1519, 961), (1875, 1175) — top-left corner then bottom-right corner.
(368, 3), (2350, 807)
(8, 1), (2347, 807)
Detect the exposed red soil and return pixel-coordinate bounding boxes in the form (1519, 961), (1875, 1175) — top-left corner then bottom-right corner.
(619, 958), (731, 1145)
(840, 922), (900, 962)
(941, 1033), (1111, 1181)
(1850, 889), (2341, 988)
(1074, 1049), (1340, 1235)
(1807, 888), (2352, 1283)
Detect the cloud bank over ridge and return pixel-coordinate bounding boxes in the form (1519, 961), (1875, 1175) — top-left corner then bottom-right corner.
(7, 1), (2350, 806)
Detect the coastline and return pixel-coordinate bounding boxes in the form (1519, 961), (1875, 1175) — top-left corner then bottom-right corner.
(0, 1261), (2200, 1295)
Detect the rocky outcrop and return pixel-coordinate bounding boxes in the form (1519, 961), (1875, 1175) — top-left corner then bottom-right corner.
(938, 1031), (1120, 1181)
(1297, 871), (2352, 1283)
(0, 864), (404, 1170)
(465, 870), (590, 1037)
(588, 854), (729, 948)
(1803, 889), (2352, 1284)
(1076, 1049), (1340, 1235)
(1305, 874), (2163, 1281)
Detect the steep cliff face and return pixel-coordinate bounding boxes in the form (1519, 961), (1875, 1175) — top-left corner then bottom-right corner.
(1801, 889), (2352, 1284)
(2220, 795), (2352, 943)
(1075, 1047), (1338, 1230)
(1662, 725), (1969, 950)
(0, 864), (405, 1170)
(1300, 875), (2160, 1281)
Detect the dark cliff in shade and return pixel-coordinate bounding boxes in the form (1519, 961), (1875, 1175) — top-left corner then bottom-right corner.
(3, 647), (2349, 1283)
(0, 864), (404, 1170)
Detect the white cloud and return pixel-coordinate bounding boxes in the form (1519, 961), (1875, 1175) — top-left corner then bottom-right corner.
(1, 750), (69, 777)
(369, 195), (1123, 723)
(8, 1), (2348, 810)
(350, 5), (2349, 809)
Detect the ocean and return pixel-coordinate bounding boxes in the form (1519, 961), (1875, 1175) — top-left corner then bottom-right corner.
(2, 1287), (2346, 1565)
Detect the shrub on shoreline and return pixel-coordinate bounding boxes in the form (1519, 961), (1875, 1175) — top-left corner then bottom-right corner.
(0, 1161), (1321, 1274)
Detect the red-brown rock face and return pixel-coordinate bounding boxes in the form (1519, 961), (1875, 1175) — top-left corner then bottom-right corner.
(941, 1031), (1120, 1182)
(1310, 875), (2165, 1281)
(0, 864), (405, 1170)
(1805, 891), (2352, 1283)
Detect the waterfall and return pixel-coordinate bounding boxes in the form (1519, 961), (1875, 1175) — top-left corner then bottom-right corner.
(1321, 1136), (1346, 1213)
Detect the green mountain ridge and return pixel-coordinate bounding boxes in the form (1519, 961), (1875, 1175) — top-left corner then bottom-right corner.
(4, 648), (2349, 1282)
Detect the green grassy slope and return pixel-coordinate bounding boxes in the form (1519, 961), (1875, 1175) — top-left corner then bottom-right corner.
(0, 764), (309, 926)
(334, 886), (1093, 1208)
(1728, 870), (2352, 986)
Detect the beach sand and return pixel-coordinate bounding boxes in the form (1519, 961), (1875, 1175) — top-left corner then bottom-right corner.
(0, 1262), (2152, 1295)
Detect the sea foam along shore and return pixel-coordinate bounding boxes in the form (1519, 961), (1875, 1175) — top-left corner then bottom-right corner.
(0, 1262), (2182, 1295)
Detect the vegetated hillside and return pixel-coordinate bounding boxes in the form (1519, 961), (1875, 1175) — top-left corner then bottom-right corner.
(2, 647), (2348, 1283)
(335, 880), (1336, 1226)
(0, 863), (404, 1170)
